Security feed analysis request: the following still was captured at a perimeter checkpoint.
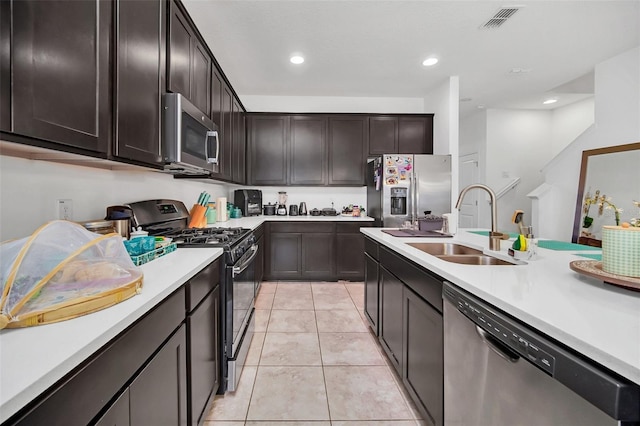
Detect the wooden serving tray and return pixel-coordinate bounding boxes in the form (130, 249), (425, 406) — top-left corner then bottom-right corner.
(569, 260), (640, 292)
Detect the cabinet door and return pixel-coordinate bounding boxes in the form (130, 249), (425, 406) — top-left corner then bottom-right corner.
(248, 115), (288, 185)
(290, 116), (327, 185)
(328, 116), (367, 185)
(364, 253), (379, 335)
(12, 0), (111, 153)
(368, 116), (398, 155)
(379, 266), (403, 374)
(217, 84), (234, 181)
(232, 98), (246, 184)
(187, 286), (220, 425)
(0, 1), (10, 132)
(168, 1), (192, 99)
(398, 116), (433, 154)
(114, 0), (164, 165)
(302, 232), (334, 279)
(269, 233), (302, 279)
(94, 389), (130, 426)
(336, 233), (365, 280)
(130, 325), (188, 426)
(191, 40), (211, 117)
(403, 287), (443, 426)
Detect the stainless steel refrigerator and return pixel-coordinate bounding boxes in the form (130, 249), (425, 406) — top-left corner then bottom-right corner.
(366, 154), (451, 227)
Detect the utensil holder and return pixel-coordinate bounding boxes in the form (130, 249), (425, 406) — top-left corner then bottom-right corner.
(188, 204), (207, 228)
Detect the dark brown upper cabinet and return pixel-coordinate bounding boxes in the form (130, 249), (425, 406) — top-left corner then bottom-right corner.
(290, 116), (328, 185)
(232, 98), (246, 184)
(218, 84), (234, 181)
(113, 0), (165, 166)
(0, 1), (10, 132)
(368, 115), (434, 156)
(10, 0), (112, 153)
(248, 115), (289, 186)
(329, 116), (368, 185)
(168, 0), (211, 116)
(369, 116), (398, 155)
(398, 116), (434, 154)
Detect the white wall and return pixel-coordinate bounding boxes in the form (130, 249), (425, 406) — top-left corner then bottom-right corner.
(550, 97), (595, 158)
(0, 155), (229, 241)
(485, 109), (552, 233)
(241, 95), (425, 113)
(458, 109), (488, 225)
(541, 46), (640, 241)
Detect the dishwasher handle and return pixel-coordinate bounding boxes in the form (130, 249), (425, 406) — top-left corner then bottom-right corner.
(475, 326), (520, 363)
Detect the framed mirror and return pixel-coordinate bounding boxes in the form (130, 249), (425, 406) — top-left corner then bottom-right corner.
(572, 142), (640, 246)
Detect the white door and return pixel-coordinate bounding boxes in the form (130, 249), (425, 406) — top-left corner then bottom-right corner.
(459, 153), (479, 228)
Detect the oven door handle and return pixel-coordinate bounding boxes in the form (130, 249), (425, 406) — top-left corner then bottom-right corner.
(233, 244), (258, 277)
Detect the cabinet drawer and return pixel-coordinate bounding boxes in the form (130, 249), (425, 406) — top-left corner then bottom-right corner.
(270, 222), (334, 233)
(380, 246), (442, 313)
(186, 259), (220, 312)
(364, 236), (379, 260)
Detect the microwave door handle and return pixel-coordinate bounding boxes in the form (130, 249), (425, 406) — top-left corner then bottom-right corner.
(206, 130), (219, 164)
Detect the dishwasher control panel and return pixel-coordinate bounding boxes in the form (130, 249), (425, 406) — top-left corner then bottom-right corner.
(444, 285), (556, 375)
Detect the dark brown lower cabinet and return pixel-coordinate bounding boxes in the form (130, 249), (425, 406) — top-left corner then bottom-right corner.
(336, 223), (367, 280)
(364, 253), (379, 335)
(269, 232), (302, 279)
(265, 222), (371, 281)
(379, 265), (404, 374)
(374, 244), (444, 426)
(95, 389), (130, 426)
(302, 232), (334, 279)
(129, 325), (188, 426)
(403, 287), (443, 426)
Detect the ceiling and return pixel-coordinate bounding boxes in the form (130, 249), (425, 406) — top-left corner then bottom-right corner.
(183, 0), (640, 117)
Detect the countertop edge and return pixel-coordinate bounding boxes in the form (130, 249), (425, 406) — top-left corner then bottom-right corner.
(361, 228), (640, 385)
(0, 248), (224, 423)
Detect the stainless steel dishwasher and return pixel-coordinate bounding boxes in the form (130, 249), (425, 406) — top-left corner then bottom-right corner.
(443, 282), (640, 426)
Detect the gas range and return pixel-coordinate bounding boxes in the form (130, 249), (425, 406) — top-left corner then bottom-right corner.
(127, 199), (254, 263)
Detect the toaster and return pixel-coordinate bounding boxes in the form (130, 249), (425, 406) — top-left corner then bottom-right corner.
(234, 189), (262, 216)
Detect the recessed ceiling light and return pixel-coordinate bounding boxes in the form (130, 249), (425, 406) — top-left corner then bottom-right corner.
(422, 57), (439, 67)
(543, 98), (558, 105)
(290, 55), (304, 65)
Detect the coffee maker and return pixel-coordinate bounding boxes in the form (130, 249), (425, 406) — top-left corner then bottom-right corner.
(276, 191), (288, 215)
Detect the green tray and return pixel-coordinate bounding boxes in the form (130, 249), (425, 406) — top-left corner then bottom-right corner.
(130, 243), (177, 266)
(469, 230), (519, 239)
(576, 253), (603, 261)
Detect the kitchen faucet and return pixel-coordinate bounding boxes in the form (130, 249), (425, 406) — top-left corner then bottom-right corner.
(455, 184), (503, 251)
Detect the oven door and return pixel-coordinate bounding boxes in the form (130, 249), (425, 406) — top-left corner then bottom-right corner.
(225, 244), (258, 392)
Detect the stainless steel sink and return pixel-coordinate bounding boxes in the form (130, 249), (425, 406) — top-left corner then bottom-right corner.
(437, 255), (516, 266)
(407, 242), (483, 256)
(407, 242), (519, 266)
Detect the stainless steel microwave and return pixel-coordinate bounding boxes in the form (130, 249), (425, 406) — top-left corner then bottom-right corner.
(162, 93), (219, 175)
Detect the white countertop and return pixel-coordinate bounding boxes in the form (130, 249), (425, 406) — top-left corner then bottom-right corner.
(211, 214), (375, 229)
(361, 228), (640, 385)
(0, 247), (223, 423)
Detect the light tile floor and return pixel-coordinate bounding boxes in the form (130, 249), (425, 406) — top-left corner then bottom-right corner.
(204, 281), (426, 426)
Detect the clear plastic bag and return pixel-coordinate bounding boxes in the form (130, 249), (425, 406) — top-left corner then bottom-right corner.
(0, 221), (143, 329)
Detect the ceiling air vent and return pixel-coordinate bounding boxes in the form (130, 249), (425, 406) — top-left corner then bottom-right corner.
(480, 7), (522, 29)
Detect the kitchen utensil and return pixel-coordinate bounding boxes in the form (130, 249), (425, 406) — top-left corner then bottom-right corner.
(263, 203), (276, 215)
(289, 205), (298, 216)
(276, 204), (287, 215)
(299, 202), (307, 215)
(130, 226), (149, 239)
(310, 208), (321, 216)
(112, 218), (131, 239)
(217, 197), (228, 221)
(188, 204), (207, 228)
(321, 208), (338, 216)
(80, 220), (115, 235)
(206, 204), (217, 224)
(278, 191), (288, 205)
